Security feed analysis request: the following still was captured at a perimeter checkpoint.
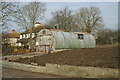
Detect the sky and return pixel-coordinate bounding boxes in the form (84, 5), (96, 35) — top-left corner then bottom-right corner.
(44, 2), (118, 30)
(9, 2), (118, 32)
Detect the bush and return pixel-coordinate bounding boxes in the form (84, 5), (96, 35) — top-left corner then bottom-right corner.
(2, 45), (23, 56)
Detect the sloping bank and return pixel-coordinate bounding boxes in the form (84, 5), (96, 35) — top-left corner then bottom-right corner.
(2, 60), (119, 78)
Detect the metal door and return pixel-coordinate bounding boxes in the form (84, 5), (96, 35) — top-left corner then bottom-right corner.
(40, 35), (51, 53)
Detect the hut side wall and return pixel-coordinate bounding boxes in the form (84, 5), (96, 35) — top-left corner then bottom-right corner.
(37, 29), (96, 51)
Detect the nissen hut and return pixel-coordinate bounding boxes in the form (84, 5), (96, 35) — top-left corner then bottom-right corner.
(36, 29), (96, 52)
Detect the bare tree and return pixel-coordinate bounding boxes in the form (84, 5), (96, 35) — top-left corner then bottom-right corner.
(47, 7), (78, 31)
(97, 28), (118, 44)
(0, 2), (18, 32)
(14, 2), (46, 30)
(13, 2), (46, 51)
(75, 6), (104, 33)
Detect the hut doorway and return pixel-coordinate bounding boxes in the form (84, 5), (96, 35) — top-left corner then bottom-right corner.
(40, 35), (52, 53)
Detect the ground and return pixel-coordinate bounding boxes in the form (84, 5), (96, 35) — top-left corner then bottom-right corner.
(13, 44), (119, 69)
(2, 68), (66, 78)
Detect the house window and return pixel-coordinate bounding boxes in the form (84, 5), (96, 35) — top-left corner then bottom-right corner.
(78, 34), (84, 39)
(20, 35), (22, 39)
(23, 34), (25, 38)
(28, 33), (30, 38)
(32, 33), (35, 38)
(26, 34), (29, 38)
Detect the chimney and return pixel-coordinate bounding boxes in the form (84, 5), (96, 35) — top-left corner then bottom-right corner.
(34, 22), (41, 27)
(11, 30), (16, 33)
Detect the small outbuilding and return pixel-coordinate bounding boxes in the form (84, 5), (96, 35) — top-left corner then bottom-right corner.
(36, 29), (96, 52)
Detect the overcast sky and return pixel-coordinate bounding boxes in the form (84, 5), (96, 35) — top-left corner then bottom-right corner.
(10, 2), (118, 32)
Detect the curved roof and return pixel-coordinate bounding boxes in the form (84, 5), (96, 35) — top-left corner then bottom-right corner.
(74, 32), (91, 35)
(48, 29), (69, 32)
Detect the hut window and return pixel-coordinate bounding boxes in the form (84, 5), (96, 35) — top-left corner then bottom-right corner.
(78, 34), (84, 39)
(43, 30), (46, 34)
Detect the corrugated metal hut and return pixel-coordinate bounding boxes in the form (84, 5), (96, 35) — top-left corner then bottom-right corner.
(36, 29), (96, 52)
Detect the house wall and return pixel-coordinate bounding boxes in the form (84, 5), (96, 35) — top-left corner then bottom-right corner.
(19, 33), (37, 50)
(3, 38), (18, 46)
(9, 38), (18, 46)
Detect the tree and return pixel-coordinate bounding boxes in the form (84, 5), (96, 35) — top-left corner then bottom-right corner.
(0, 2), (18, 32)
(75, 6), (104, 33)
(97, 28), (118, 44)
(47, 7), (78, 31)
(14, 2), (46, 30)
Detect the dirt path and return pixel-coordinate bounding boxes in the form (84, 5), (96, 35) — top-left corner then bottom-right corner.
(2, 68), (66, 78)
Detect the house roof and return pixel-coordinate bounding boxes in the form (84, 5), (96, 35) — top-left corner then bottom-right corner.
(3, 30), (20, 38)
(20, 24), (46, 35)
(20, 23), (71, 35)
